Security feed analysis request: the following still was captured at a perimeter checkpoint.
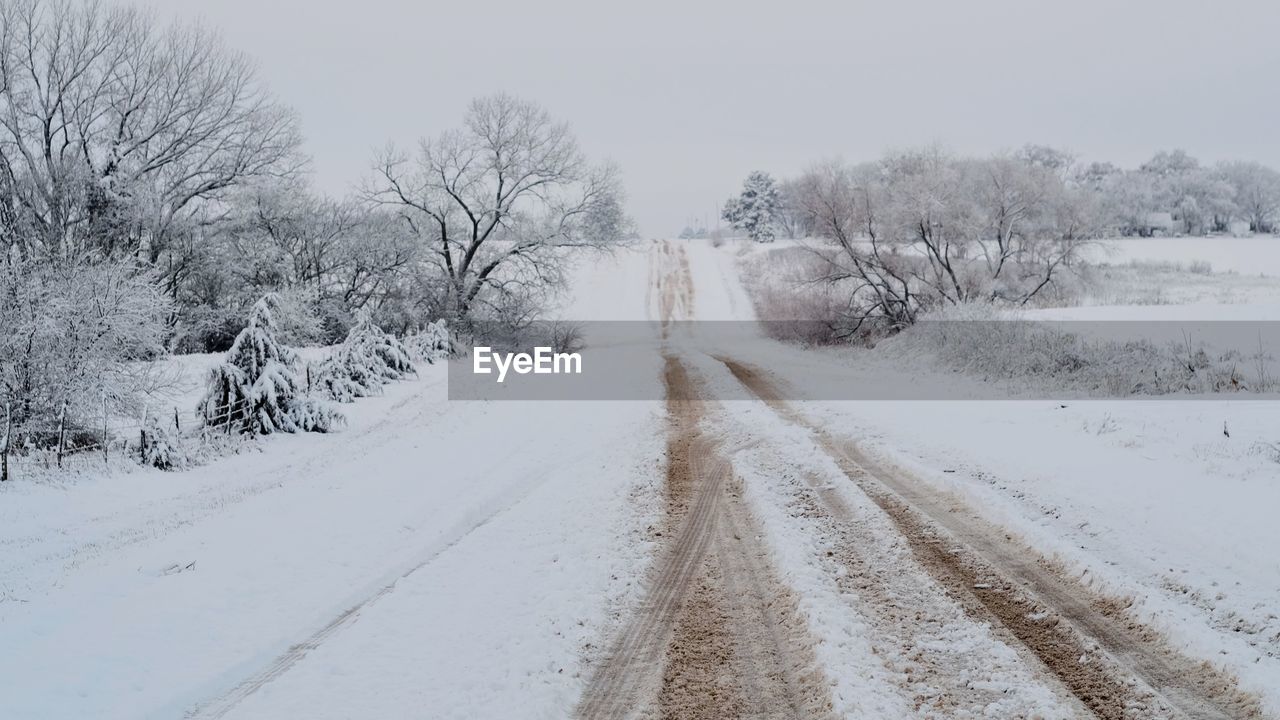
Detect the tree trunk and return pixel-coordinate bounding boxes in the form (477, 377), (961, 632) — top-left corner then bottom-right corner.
(56, 401), (67, 469)
(1, 403), (11, 482)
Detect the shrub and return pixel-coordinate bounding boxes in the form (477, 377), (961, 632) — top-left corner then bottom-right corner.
(1, 257), (171, 452)
(313, 312), (417, 402)
(406, 320), (451, 364)
(140, 418), (187, 471)
(887, 304), (1267, 396)
(198, 293), (344, 434)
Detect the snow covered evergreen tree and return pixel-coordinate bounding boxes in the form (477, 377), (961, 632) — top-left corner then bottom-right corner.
(407, 320), (450, 364)
(314, 311), (418, 403)
(140, 417), (186, 471)
(345, 312), (414, 380)
(722, 171), (780, 242)
(198, 294), (343, 434)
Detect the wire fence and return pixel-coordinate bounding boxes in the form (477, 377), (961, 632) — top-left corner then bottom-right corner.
(0, 346), (439, 482)
(0, 397), (254, 482)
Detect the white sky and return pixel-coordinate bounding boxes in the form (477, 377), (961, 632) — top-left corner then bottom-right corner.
(138, 0), (1280, 236)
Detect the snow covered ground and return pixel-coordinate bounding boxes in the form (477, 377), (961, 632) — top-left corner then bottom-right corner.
(0, 263), (667, 719)
(693, 237), (1280, 712)
(1086, 235), (1280, 277)
(3, 235), (1278, 719)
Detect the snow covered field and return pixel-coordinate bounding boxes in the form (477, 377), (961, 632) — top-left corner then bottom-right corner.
(1087, 236), (1280, 277)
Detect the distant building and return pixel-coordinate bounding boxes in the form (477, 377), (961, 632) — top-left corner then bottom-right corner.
(1143, 212), (1176, 235)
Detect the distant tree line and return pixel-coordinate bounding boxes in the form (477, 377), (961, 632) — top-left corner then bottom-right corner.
(726, 146), (1280, 244)
(726, 145), (1280, 337)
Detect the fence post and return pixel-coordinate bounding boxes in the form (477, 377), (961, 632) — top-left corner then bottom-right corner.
(2, 402), (11, 482)
(56, 400), (68, 469)
(101, 394), (109, 464)
(173, 406), (180, 433)
(139, 405), (149, 465)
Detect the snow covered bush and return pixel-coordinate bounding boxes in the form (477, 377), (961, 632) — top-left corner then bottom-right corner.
(289, 396), (346, 433)
(198, 294), (344, 434)
(739, 246), (856, 345)
(140, 418), (187, 471)
(407, 320), (451, 364)
(312, 345), (384, 403)
(346, 314), (414, 379)
(886, 304), (1264, 397)
(0, 256), (171, 456)
(313, 312), (417, 403)
(789, 149), (1100, 335)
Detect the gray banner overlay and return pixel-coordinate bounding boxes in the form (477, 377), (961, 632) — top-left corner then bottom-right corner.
(446, 321), (1280, 401)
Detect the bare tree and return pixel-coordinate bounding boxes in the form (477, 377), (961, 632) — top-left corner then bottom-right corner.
(165, 183), (424, 350)
(366, 94), (628, 327)
(795, 160), (919, 333)
(774, 177), (813, 239)
(795, 148), (1099, 336)
(0, 0), (301, 260)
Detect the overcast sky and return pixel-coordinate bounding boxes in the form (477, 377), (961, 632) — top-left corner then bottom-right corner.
(139, 0), (1280, 236)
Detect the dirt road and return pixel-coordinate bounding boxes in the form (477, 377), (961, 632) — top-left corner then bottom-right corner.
(578, 240), (1267, 720)
(576, 357), (832, 720)
(721, 357), (1262, 720)
(578, 243), (831, 719)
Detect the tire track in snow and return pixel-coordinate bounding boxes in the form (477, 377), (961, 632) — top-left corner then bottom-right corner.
(184, 451), (561, 719)
(575, 359), (728, 719)
(580, 246), (830, 719)
(719, 356), (1266, 720)
(690, 475), (832, 719)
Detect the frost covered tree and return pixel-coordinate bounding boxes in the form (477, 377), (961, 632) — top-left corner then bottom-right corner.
(723, 171), (779, 242)
(1015, 145), (1077, 180)
(774, 178), (813, 240)
(1135, 150), (1235, 235)
(168, 182), (423, 351)
(0, 0), (301, 261)
(0, 255), (171, 449)
(199, 293), (342, 434)
(1218, 161), (1280, 233)
(367, 94), (629, 330)
(793, 148), (1099, 335)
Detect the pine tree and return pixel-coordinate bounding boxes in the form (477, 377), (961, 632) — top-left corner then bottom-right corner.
(199, 293), (343, 434)
(407, 320), (450, 364)
(722, 171), (779, 242)
(140, 416), (186, 470)
(344, 312), (414, 379)
(314, 311), (417, 402)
